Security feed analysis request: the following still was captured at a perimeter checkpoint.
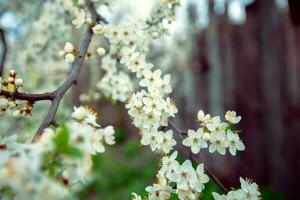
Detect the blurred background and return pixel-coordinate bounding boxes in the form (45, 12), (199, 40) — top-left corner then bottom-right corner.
(1, 0), (300, 199)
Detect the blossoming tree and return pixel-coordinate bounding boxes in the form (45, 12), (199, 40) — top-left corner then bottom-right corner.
(0, 0), (261, 199)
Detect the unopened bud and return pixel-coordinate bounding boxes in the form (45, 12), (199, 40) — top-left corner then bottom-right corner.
(7, 77), (15, 84)
(85, 17), (92, 25)
(203, 132), (210, 141)
(96, 47), (106, 56)
(15, 79), (23, 87)
(59, 50), (65, 57)
(64, 42), (74, 53)
(0, 98), (9, 109)
(65, 53), (75, 63)
(9, 69), (16, 77)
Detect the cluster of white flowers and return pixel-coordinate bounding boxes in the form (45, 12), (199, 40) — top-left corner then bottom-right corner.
(0, 106), (115, 199)
(96, 71), (133, 102)
(89, 0), (182, 154)
(93, 22), (178, 153)
(80, 52), (134, 103)
(183, 110), (245, 156)
(133, 151), (209, 200)
(212, 177), (261, 200)
(0, 131), (70, 199)
(146, 0), (180, 37)
(70, 106), (115, 153)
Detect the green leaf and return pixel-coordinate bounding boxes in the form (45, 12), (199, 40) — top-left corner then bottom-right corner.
(53, 124), (82, 158)
(53, 124), (70, 153)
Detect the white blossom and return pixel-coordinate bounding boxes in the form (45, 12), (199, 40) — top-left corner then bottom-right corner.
(225, 111), (242, 124)
(182, 128), (208, 154)
(72, 8), (86, 28)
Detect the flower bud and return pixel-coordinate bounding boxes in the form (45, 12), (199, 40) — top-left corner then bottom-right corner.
(203, 132), (210, 141)
(0, 97), (9, 109)
(59, 50), (65, 57)
(92, 24), (103, 35)
(7, 77), (15, 84)
(9, 69), (16, 77)
(85, 17), (92, 25)
(64, 42), (74, 53)
(15, 78), (24, 87)
(65, 53), (75, 63)
(96, 47), (106, 56)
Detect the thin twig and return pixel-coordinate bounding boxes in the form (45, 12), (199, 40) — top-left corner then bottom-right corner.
(0, 28), (7, 77)
(168, 121), (229, 193)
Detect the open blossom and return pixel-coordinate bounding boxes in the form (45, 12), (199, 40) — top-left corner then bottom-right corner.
(212, 192), (228, 200)
(118, 26), (135, 44)
(160, 74), (172, 94)
(159, 151), (178, 176)
(212, 178), (260, 200)
(141, 130), (163, 151)
(194, 164), (209, 192)
(71, 106), (92, 121)
(72, 8), (86, 28)
(182, 128), (208, 154)
(240, 177), (261, 200)
(145, 174), (173, 200)
(119, 46), (136, 65)
(209, 130), (227, 155)
(169, 160), (197, 190)
(131, 193), (142, 200)
(206, 116), (221, 131)
(140, 69), (163, 89)
(225, 111), (242, 124)
(197, 110), (211, 124)
(159, 130), (176, 154)
(226, 130), (245, 156)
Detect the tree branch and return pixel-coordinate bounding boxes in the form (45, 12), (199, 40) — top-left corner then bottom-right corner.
(0, 28), (7, 77)
(168, 121), (229, 193)
(35, 0), (108, 136)
(0, 90), (54, 101)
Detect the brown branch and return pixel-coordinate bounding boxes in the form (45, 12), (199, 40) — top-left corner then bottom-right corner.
(0, 28), (7, 77)
(35, 0), (108, 137)
(85, 0), (108, 24)
(168, 121), (229, 193)
(0, 90), (54, 101)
